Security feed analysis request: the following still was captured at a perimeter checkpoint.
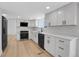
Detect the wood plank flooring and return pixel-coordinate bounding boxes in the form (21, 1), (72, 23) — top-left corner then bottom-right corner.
(2, 36), (52, 57)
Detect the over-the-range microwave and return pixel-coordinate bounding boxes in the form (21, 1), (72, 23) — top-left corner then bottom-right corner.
(20, 22), (28, 27)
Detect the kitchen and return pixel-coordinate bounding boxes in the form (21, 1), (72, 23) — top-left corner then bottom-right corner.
(0, 2), (79, 57)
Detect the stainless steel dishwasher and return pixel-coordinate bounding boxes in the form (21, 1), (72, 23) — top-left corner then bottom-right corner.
(38, 33), (45, 50)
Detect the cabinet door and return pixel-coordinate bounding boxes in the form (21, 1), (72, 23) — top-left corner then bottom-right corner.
(48, 10), (64, 26)
(30, 31), (34, 41)
(32, 32), (38, 44)
(45, 14), (51, 26)
(44, 35), (50, 52)
(57, 10), (64, 25)
(28, 20), (36, 27)
(50, 36), (56, 56)
(63, 3), (77, 25)
(45, 35), (56, 56)
(50, 11), (58, 26)
(34, 32), (38, 44)
(29, 31), (33, 40)
(33, 32), (36, 42)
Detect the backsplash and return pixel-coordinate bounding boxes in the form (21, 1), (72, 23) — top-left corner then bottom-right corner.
(29, 25), (79, 37)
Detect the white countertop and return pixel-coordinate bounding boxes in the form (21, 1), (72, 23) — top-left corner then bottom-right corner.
(32, 31), (78, 40)
(40, 32), (78, 41)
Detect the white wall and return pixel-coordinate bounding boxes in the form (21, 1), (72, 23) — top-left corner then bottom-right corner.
(8, 18), (16, 35)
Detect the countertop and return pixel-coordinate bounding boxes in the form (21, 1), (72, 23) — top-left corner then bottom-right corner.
(32, 31), (78, 41)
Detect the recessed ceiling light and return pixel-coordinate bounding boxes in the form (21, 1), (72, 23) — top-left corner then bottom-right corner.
(46, 6), (50, 10)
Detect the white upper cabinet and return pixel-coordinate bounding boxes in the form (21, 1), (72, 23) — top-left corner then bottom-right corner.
(50, 11), (58, 26)
(16, 19), (45, 28)
(45, 3), (77, 26)
(57, 10), (64, 25)
(47, 10), (64, 26)
(63, 3), (77, 25)
(37, 19), (45, 28)
(28, 19), (45, 28)
(45, 9), (64, 26)
(28, 20), (36, 27)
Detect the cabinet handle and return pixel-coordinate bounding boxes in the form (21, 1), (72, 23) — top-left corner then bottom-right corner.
(59, 40), (64, 43)
(58, 55), (62, 57)
(59, 47), (64, 50)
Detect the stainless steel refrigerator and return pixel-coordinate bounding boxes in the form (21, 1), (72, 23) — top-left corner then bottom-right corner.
(2, 16), (7, 52)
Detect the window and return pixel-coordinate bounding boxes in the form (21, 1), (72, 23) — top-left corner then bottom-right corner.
(36, 19), (45, 28)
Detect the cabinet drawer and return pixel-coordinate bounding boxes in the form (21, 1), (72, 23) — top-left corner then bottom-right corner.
(56, 38), (70, 57)
(57, 49), (69, 57)
(56, 43), (70, 57)
(56, 47), (69, 57)
(56, 45), (69, 53)
(56, 38), (70, 46)
(57, 52), (65, 57)
(56, 42), (70, 50)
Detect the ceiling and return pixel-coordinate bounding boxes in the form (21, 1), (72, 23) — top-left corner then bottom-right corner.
(0, 2), (70, 19)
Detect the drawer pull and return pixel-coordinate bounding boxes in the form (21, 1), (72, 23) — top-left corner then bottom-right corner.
(59, 40), (64, 42)
(58, 55), (62, 57)
(59, 47), (64, 50)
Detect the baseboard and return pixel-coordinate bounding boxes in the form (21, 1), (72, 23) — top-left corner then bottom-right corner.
(8, 35), (16, 40)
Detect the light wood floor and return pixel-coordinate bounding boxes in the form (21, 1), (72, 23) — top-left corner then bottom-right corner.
(2, 36), (52, 57)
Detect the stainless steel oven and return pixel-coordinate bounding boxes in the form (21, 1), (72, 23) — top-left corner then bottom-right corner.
(20, 31), (29, 40)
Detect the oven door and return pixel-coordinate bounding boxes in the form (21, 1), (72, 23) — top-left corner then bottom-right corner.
(20, 31), (29, 40)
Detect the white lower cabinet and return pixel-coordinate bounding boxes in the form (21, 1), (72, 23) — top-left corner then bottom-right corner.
(44, 35), (56, 56)
(34, 32), (38, 44)
(44, 34), (77, 57)
(31, 31), (38, 44)
(55, 38), (70, 57)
